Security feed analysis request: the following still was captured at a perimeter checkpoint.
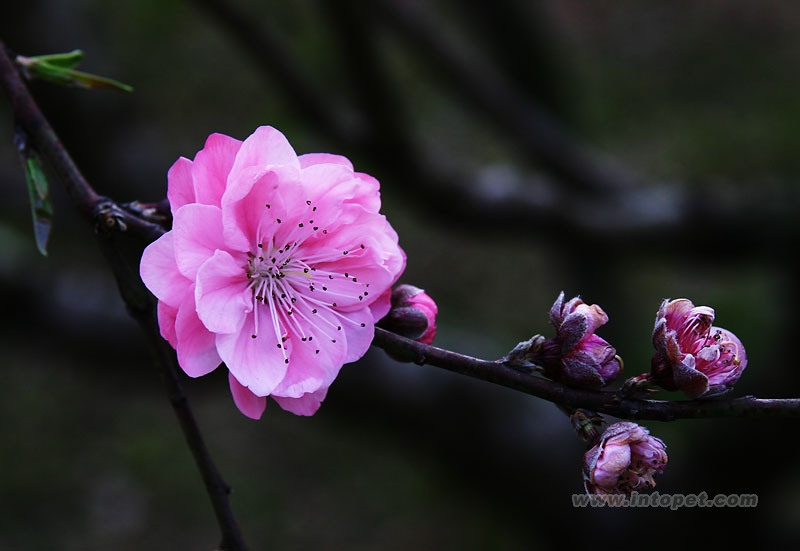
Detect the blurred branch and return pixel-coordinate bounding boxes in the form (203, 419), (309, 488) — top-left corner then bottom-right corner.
(0, 38), (247, 551)
(189, 0), (366, 147)
(373, 328), (800, 421)
(189, 0), (798, 259)
(373, 0), (627, 195)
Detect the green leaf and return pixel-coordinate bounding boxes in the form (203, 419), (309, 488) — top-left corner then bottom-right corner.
(23, 154), (54, 256)
(16, 51), (134, 92)
(28, 49), (84, 69)
(59, 67), (134, 92)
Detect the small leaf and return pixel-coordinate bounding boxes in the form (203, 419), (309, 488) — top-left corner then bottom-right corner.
(60, 67), (134, 92)
(23, 154), (54, 256)
(16, 51), (133, 92)
(28, 49), (85, 69)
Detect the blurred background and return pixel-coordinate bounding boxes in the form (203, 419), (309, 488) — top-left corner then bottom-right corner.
(1, 0), (799, 549)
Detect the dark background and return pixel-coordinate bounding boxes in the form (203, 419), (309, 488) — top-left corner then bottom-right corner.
(1, 0), (798, 549)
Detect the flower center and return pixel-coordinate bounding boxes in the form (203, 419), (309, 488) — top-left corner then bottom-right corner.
(242, 201), (371, 365)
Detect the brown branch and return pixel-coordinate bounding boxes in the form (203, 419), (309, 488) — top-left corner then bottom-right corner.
(0, 38), (247, 551)
(372, 327), (800, 421)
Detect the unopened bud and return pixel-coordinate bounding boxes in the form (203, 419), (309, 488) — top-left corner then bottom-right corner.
(378, 284), (438, 344)
(531, 292), (622, 389)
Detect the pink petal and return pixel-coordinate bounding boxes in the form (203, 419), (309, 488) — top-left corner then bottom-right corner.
(166, 157), (195, 213)
(273, 387), (328, 416)
(368, 288), (393, 322)
(307, 205), (401, 264)
(221, 165), (303, 253)
(140, 232), (192, 307)
(173, 204), (228, 280)
(271, 301), (350, 397)
(341, 308), (376, 364)
(298, 152), (353, 169)
(229, 372), (267, 419)
(225, 126), (300, 204)
(215, 309), (289, 396)
(270, 300), (372, 398)
(312, 242), (405, 311)
(157, 301), (179, 347)
(195, 249), (252, 334)
(174, 290), (222, 377)
(301, 163), (380, 215)
(594, 444), (632, 487)
(191, 133), (242, 207)
(270, 360), (326, 399)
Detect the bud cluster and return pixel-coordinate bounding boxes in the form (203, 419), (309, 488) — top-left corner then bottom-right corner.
(509, 292), (749, 496)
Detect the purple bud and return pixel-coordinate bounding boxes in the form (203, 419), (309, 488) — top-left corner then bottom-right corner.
(583, 422), (668, 496)
(535, 292), (622, 389)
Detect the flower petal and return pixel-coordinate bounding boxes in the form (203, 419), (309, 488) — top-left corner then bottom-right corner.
(273, 387), (328, 416)
(225, 126), (300, 204)
(191, 133), (242, 207)
(298, 152), (353, 170)
(216, 308), (289, 396)
(221, 165), (303, 253)
(368, 288), (393, 322)
(672, 355), (710, 398)
(174, 290), (222, 377)
(173, 203), (228, 280)
(140, 232), (191, 307)
(340, 308), (376, 364)
(157, 301), (179, 347)
(166, 157), (195, 214)
(229, 372), (267, 419)
(301, 163), (381, 214)
(270, 300), (350, 397)
(195, 249), (252, 334)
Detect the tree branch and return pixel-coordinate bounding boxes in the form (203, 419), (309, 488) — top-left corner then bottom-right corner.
(372, 327), (800, 421)
(0, 38), (247, 551)
(186, 0), (798, 259)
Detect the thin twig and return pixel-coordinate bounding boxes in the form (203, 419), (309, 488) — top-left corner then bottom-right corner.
(372, 328), (800, 421)
(0, 38), (247, 551)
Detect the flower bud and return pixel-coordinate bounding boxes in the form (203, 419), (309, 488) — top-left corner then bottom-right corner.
(378, 284), (438, 344)
(651, 298), (747, 398)
(534, 292), (622, 389)
(583, 421), (667, 496)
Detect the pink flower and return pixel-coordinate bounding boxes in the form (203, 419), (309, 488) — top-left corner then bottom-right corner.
(140, 126), (406, 419)
(583, 421), (668, 496)
(536, 292), (622, 389)
(651, 298), (747, 398)
(377, 284), (438, 344)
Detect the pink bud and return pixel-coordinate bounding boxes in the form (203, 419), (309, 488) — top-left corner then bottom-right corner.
(379, 284), (438, 345)
(651, 298), (747, 398)
(583, 422), (667, 496)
